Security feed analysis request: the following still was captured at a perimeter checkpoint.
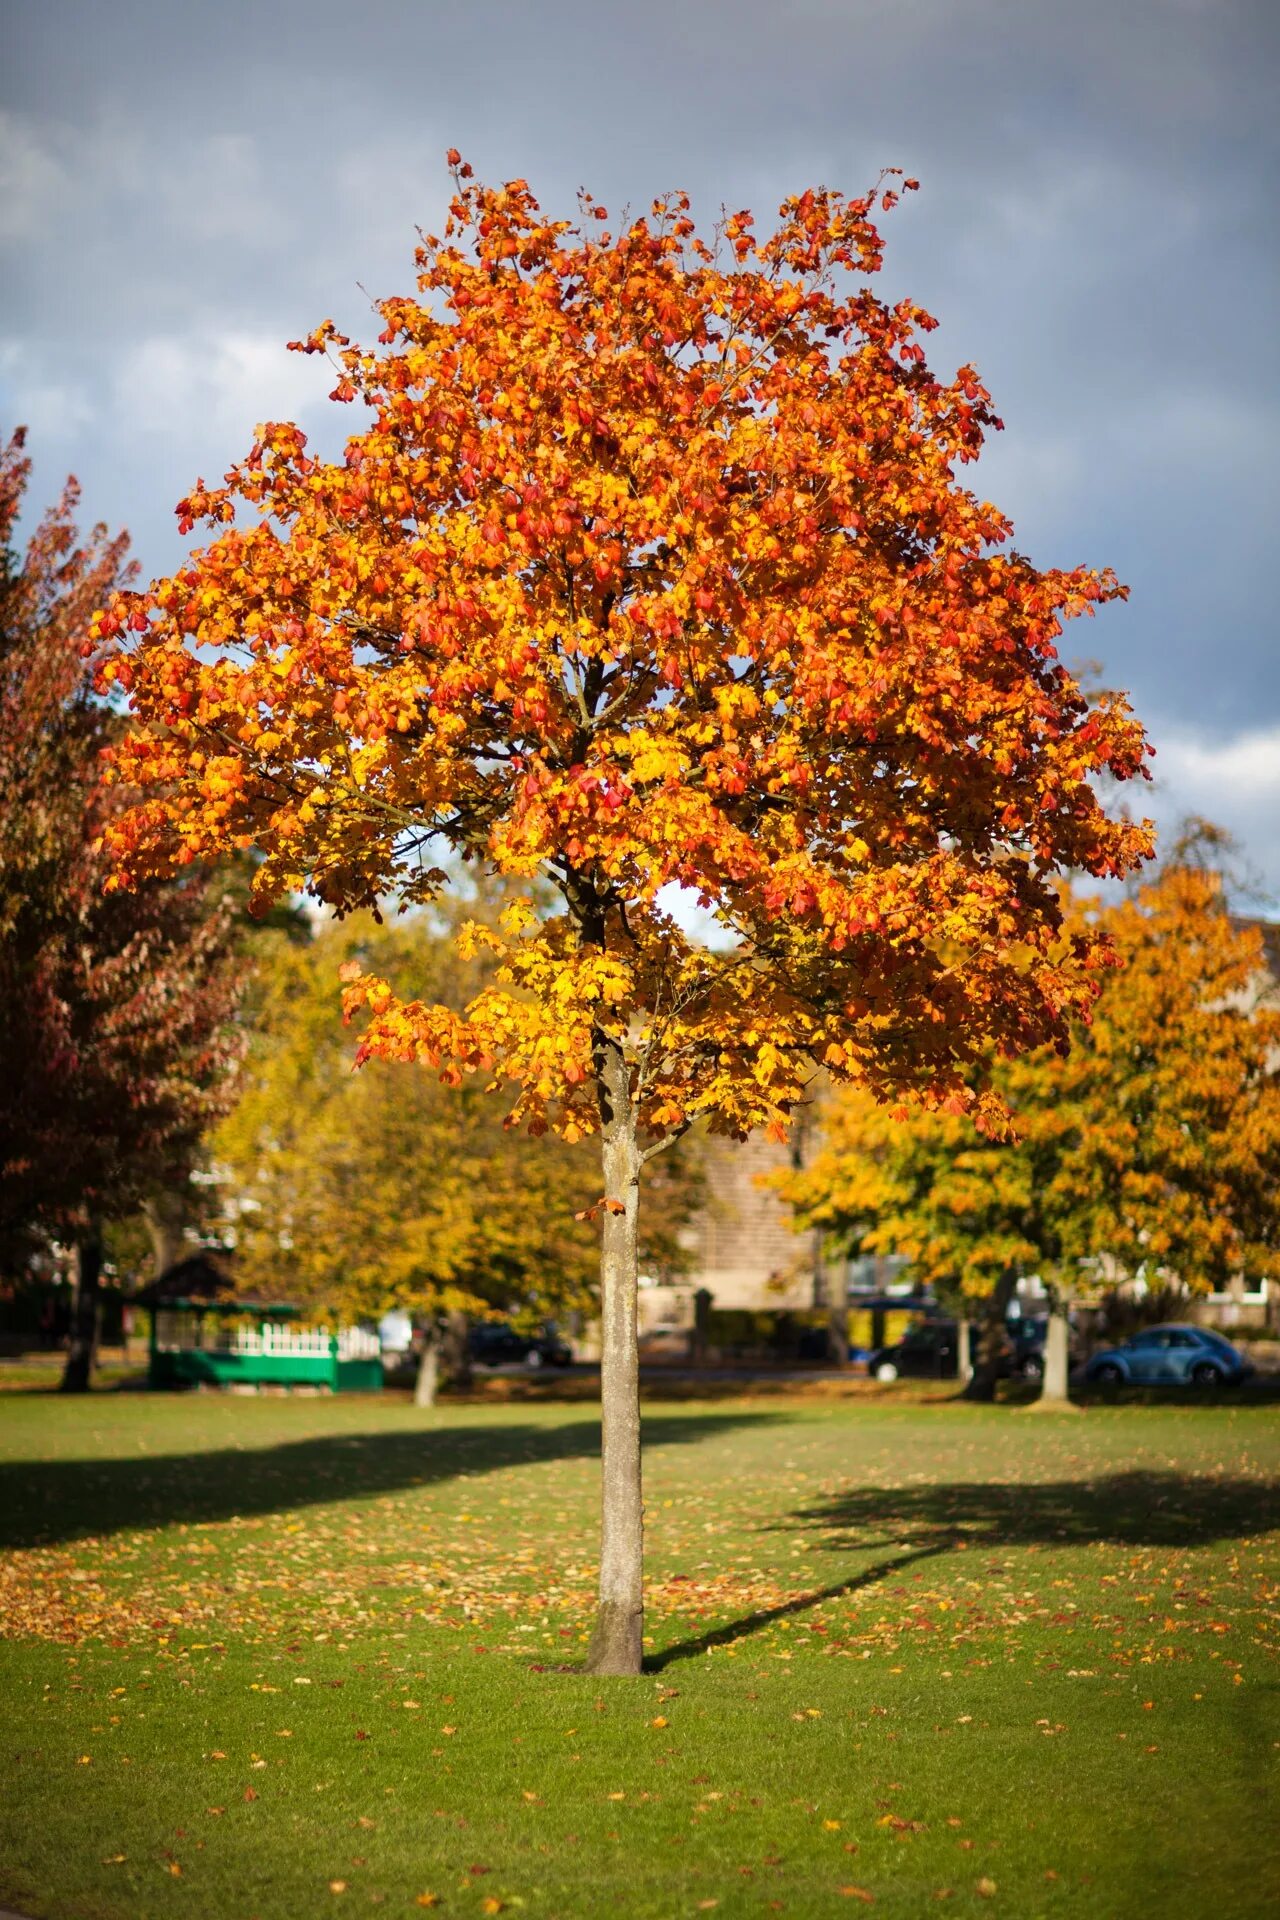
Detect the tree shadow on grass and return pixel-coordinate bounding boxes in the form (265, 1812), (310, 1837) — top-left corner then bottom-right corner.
(649, 1468), (1280, 1668)
(0, 1410), (783, 1551)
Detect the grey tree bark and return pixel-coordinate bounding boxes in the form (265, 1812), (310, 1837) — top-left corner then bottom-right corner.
(441, 1308), (472, 1390)
(586, 1033), (644, 1677)
(60, 1228), (103, 1394)
(415, 1329), (440, 1408)
(962, 1269), (1017, 1401)
(955, 1314), (973, 1389)
(143, 1191), (187, 1281)
(1039, 1299), (1073, 1404)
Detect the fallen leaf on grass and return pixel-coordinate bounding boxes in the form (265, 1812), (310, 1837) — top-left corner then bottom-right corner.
(329, 1880), (347, 1894)
(102, 1854), (126, 1865)
(839, 1888), (873, 1904)
(415, 1899), (440, 1911)
(243, 1788), (258, 1802)
(976, 1878), (997, 1898)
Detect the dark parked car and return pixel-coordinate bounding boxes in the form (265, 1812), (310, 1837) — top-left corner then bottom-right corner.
(467, 1322), (572, 1369)
(867, 1315), (1048, 1383)
(1083, 1323), (1250, 1388)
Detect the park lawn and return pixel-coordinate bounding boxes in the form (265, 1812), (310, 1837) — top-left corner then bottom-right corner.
(0, 1391), (1277, 1920)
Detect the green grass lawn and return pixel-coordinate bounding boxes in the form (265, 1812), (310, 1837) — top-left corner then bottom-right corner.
(1, 1389), (1277, 1919)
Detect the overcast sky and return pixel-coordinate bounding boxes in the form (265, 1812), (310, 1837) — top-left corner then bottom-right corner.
(4, 0), (1277, 893)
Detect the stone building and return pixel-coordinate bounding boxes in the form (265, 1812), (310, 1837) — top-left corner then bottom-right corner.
(635, 1124), (832, 1342)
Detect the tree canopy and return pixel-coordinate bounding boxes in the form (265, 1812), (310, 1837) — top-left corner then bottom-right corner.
(97, 161), (1154, 1666)
(0, 430), (243, 1277)
(212, 906), (604, 1328)
(783, 846), (1280, 1339)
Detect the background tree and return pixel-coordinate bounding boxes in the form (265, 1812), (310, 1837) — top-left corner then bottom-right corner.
(784, 841), (1280, 1401)
(211, 905), (605, 1403)
(101, 162), (1151, 1670)
(0, 430), (244, 1389)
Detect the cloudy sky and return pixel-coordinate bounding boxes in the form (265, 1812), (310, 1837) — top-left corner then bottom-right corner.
(4, 0), (1277, 892)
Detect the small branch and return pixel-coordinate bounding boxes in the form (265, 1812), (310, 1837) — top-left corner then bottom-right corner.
(640, 1121), (692, 1165)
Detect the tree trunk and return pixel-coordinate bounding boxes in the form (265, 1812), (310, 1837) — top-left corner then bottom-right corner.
(414, 1329), (440, 1408)
(143, 1190), (187, 1280)
(962, 1270), (1016, 1402)
(60, 1228), (103, 1394)
(586, 1035), (644, 1677)
(1039, 1301), (1073, 1405)
(955, 1315), (973, 1389)
(441, 1308), (472, 1389)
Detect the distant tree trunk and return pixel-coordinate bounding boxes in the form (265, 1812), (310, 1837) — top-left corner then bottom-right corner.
(955, 1314), (973, 1389)
(441, 1308), (472, 1389)
(963, 1270), (1016, 1402)
(587, 1033), (644, 1677)
(1039, 1291), (1073, 1405)
(143, 1190), (187, 1280)
(60, 1226), (103, 1394)
(691, 1286), (712, 1366)
(414, 1329), (440, 1408)
(827, 1300), (849, 1366)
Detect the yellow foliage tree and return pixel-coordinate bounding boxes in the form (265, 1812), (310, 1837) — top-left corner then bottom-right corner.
(213, 908), (602, 1399)
(784, 843), (1280, 1401)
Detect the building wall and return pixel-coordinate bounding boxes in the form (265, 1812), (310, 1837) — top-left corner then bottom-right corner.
(675, 1129), (822, 1311)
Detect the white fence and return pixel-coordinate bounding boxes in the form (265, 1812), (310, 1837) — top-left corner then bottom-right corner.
(153, 1314), (383, 1358)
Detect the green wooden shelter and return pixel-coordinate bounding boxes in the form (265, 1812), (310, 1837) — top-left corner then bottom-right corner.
(140, 1254), (382, 1392)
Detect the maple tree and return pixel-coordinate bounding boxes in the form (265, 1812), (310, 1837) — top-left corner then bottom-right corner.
(99, 159), (1151, 1669)
(785, 839), (1280, 1400)
(0, 430), (244, 1390)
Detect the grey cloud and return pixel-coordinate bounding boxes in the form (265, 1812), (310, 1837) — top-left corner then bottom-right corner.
(3, 0), (1277, 879)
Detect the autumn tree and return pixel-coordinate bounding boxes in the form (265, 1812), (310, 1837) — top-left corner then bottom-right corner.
(785, 844), (1280, 1402)
(211, 905), (604, 1403)
(99, 161), (1151, 1670)
(0, 431), (244, 1389)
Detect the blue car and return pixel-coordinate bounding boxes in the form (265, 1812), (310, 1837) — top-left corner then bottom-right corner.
(1084, 1323), (1251, 1388)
